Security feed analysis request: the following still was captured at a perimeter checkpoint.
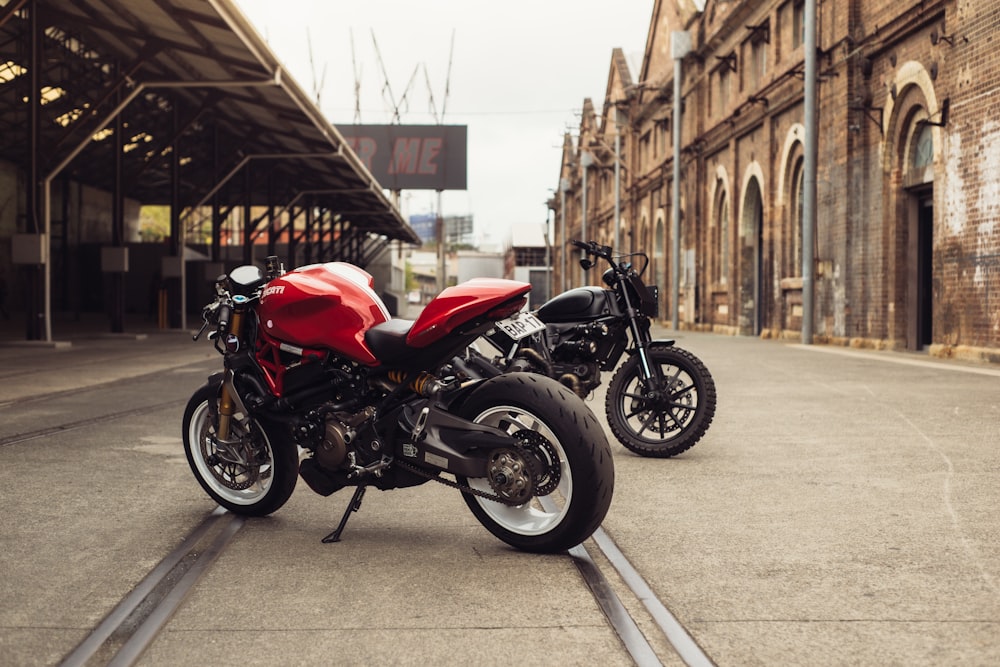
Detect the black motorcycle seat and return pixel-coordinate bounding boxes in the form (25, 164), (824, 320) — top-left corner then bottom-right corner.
(364, 318), (415, 363)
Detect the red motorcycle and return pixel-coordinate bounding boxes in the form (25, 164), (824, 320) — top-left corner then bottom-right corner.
(182, 257), (614, 553)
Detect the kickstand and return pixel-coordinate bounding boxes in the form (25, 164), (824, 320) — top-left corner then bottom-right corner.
(322, 485), (367, 543)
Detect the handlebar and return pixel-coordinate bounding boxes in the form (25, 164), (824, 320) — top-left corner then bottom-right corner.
(216, 302), (232, 332)
(570, 239), (649, 277)
(570, 239), (612, 259)
(194, 261), (275, 343)
(192, 298), (233, 341)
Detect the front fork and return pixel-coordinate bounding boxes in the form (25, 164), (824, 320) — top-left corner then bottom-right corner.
(216, 309), (245, 442)
(627, 313), (666, 390)
(627, 305), (654, 382)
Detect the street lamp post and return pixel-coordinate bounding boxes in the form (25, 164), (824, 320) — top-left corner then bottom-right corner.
(614, 109), (622, 254)
(802, 0), (818, 344)
(559, 177), (569, 293)
(580, 151), (593, 286)
(544, 211), (552, 302)
(671, 31), (691, 330)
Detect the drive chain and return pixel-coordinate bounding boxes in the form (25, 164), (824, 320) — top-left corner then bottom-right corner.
(392, 458), (518, 505)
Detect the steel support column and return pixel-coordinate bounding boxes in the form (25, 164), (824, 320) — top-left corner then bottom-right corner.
(110, 78), (125, 333)
(26, 0), (43, 340)
(211, 126), (222, 262)
(242, 164), (253, 265)
(169, 103), (185, 330)
(266, 175), (277, 258)
(303, 205), (314, 266)
(287, 202), (301, 268)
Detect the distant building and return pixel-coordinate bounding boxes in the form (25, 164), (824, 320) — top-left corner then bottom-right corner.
(508, 223), (551, 309)
(408, 213), (475, 246)
(552, 0), (1000, 362)
(457, 250), (505, 284)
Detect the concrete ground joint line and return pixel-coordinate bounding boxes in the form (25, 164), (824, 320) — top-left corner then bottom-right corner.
(791, 340), (998, 594)
(891, 409), (997, 595)
(788, 343), (1000, 377)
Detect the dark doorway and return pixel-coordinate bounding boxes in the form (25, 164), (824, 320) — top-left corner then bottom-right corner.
(915, 195), (934, 348)
(740, 178), (764, 336)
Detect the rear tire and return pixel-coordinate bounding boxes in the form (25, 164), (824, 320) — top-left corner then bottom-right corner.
(182, 382), (298, 516)
(605, 344), (716, 458)
(457, 373), (614, 553)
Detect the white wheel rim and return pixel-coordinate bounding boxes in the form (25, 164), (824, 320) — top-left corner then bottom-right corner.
(188, 400), (274, 505)
(467, 404), (572, 536)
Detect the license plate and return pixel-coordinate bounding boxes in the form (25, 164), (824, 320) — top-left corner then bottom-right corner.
(495, 312), (545, 340)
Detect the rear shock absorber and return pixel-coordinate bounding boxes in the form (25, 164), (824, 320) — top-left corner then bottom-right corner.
(388, 370), (444, 397)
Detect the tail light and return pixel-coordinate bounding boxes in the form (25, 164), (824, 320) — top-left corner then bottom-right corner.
(486, 296), (527, 320)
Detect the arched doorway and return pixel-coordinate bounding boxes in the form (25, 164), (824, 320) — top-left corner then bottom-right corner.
(654, 213), (665, 319)
(883, 63), (941, 351)
(905, 122), (935, 350)
(740, 177), (764, 335)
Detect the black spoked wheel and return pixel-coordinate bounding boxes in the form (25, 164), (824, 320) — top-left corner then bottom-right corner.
(605, 344), (717, 458)
(457, 373), (614, 553)
(182, 382), (298, 516)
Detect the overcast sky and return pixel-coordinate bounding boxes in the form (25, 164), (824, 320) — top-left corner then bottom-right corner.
(234, 0), (653, 246)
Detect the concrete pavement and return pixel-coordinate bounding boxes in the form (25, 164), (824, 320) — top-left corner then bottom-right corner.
(0, 317), (997, 665)
(604, 328), (1000, 665)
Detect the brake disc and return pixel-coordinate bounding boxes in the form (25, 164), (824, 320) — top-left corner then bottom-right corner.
(201, 422), (268, 491)
(513, 430), (561, 496)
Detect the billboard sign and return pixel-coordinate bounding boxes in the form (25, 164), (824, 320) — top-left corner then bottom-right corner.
(339, 124), (468, 191)
(406, 213), (475, 243)
(409, 213), (438, 242)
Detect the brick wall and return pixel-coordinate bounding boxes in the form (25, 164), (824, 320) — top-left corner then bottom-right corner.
(556, 0), (999, 357)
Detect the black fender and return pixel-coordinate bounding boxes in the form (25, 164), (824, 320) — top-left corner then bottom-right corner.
(616, 338), (675, 366)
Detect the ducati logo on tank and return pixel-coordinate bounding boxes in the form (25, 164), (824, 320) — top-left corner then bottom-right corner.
(261, 284), (285, 300)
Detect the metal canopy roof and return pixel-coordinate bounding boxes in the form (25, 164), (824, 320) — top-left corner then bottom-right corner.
(0, 0), (420, 244)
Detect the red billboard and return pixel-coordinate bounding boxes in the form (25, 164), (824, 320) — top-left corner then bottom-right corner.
(339, 125), (468, 191)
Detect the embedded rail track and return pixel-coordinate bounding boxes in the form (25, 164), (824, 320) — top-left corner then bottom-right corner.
(55, 500), (714, 667)
(0, 398), (188, 448)
(3, 366), (714, 666)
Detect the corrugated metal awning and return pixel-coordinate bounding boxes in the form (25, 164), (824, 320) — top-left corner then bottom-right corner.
(0, 0), (419, 243)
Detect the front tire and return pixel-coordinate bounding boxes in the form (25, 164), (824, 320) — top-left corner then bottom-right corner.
(182, 382), (298, 516)
(457, 373), (614, 553)
(605, 344), (717, 458)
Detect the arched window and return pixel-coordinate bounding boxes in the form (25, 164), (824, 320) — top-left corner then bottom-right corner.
(911, 124), (933, 170)
(790, 157), (804, 277)
(903, 110), (935, 188)
(715, 184), (729, 285)
(654, 216), (665, 257)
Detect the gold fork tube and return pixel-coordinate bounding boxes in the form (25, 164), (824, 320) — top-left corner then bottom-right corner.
(216, 310), (245, 441)
(218, 384), (235, 441)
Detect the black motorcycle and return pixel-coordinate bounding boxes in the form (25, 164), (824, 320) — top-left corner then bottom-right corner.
(448, 240), (716, 458)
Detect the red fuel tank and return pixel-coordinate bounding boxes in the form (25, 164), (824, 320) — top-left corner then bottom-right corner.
(257, 262), (390, 365)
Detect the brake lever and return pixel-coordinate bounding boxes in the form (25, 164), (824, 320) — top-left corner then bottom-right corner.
(192, 320), (209, 341)
(193, 300), (223, 341)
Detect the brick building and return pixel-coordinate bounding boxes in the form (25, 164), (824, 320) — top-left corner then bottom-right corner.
(553, 0), (1000, 361)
